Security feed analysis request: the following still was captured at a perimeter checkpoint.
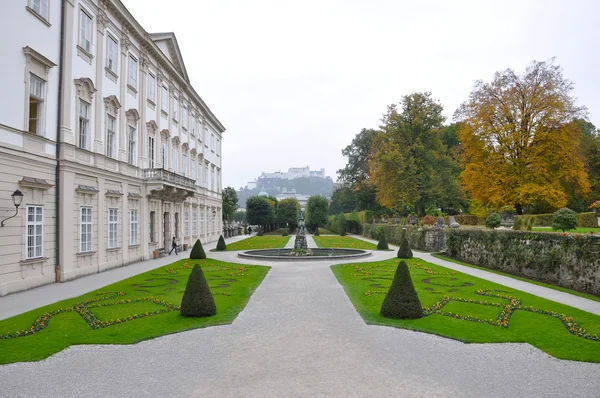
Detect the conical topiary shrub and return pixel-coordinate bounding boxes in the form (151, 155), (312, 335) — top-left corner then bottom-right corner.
(180, 264), (217, 317)
(190, 239), (206, 259)
(397, 233), (413, 259)
(377, 234), (389, 250)
(257, 227), (264, 236)
(380, 261), (423, 319)
(216, 235), (227, 251)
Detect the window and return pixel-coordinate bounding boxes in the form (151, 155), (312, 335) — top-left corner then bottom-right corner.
(211, 133), (215, 152)
(211, 168), (215, 191)
(204, 164), (209, 188)
(182, 154), (188, 177)
(26, 206), (43, 259)
(174, 212), (179, 238)
(198, 162), (202, 186)
(79, 100), (90, 149)
(79, 9), (92, 53)
(130, 210), (138, 245)
(128, 55), (137, 88)
(148, 74), (156, 103)
(162, 142), (168, 168)
(172, 149), (179, 173)
(193, 211), (197, 236)
(28, 74), (45, 135)
(172, 96), (178, 121)
(191, 159), (196, 179)
(107, 36), (118, 73)
(32, 0), (49, 20)
(182, 107), (188, 129)
(149, 211), (155, 243)
(161, 86), (168, 112)
(147, 135), (155, 168)
(128, 126), (136, 165)
(106, 115), (116, 158)
(217, 169), (221, 192)
(217, 139), (220, 156)
(108, 208), (118, 248)
(184, 211), (189, 236)
(80, 207), (92, 252)
(200, 211), (205, 235)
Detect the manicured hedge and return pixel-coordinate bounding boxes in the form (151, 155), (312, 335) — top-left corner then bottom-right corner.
(515, 212), (598, 228)
(446, 229), (600, 296)
(363, 224), (445, 252)
(443, 214), (483, 226)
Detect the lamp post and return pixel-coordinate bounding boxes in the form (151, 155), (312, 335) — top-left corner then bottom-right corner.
(1, 190), (24, 227)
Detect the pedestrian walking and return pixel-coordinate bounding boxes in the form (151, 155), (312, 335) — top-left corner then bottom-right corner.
(169, 236), (178, 255)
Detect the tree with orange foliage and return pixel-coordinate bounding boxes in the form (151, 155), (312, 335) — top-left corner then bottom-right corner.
(455, 59), (590, 215)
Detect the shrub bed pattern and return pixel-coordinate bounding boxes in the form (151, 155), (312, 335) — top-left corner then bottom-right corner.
(332, 258), (600, 362)
(0, 259), (269, 364)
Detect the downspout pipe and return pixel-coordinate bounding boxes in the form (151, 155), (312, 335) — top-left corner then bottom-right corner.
(55, 0), (66, 283)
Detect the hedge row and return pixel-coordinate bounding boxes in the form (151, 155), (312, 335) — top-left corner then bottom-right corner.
(446, 229), (600, 296)
(513, 212), (597, 228)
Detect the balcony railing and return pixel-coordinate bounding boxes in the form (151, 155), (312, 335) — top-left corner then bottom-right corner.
(143, 168), (196, 190)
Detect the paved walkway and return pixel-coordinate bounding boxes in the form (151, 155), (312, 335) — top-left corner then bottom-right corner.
(0, 234), (254, 321)
(1, 248), (600, 397)
(351, 235), (600, 316)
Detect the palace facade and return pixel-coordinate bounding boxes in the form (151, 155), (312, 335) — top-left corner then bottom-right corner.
(0, 0), (224, 296)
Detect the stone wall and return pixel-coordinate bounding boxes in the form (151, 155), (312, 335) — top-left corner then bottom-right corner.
(446, 229), (600, 296)
(362, 224), (446, 252)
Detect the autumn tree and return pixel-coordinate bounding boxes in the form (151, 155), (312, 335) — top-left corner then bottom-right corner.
(338, 129), (380, 211)
(368, 92), (464, 216)
(455, 59), (589, 214)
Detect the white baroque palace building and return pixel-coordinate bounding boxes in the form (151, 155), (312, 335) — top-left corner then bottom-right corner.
(0, 0), (224, 296)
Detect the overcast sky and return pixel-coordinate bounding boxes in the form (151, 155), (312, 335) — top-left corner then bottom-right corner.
(124, 0), (599, 190)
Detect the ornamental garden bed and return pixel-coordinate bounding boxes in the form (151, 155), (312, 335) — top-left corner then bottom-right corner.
(332, 258), (600, 362)
(313, 236), (381, 250)
(0, 259), (269, 365)
(215, 236), (291, 251)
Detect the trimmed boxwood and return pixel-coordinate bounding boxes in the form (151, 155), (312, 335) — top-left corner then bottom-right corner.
(380, 261), (423, 319)
(397, 234), (413, 258)
(190, 239), (206, 259)
(377, 234), (389, 250)
(216, 235), (227, 251)
(180, 264), (217, 317)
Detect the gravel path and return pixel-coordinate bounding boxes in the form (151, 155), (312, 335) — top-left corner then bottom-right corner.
(1, 247), (600, 397)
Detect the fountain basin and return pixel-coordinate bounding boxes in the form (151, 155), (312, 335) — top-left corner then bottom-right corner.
(238, 248), (371, 261)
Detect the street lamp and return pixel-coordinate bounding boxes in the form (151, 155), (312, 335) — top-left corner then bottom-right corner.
(1, 190), (24, 227)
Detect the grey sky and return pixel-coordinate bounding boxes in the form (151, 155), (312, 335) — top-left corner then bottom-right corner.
(124, 0), (600, 190)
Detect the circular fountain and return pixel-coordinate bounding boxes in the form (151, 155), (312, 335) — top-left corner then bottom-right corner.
(237, 210), (371, 261)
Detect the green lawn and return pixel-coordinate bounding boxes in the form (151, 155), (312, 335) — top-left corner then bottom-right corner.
(533, 227), (600, 234)
(431, 253), (600, 304)
(318, 228), (334, 235)
(0, 258), (269, 364)
(219, 236), (291, 251)
(332, 258), (600, 362)
(313, 235), (379, 250)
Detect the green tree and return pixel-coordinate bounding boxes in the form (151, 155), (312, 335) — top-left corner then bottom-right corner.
(369, 92), (465, 216)
(571, 119), (600, 210)
(246, 196), (274, 230)
(329, 186), (357, 214)
(485, 213), (501, 229)
(277, 198), (300, 230)
(338, 128), (380, 211)
(233, 210), (246, 222)
(380, 261), (423, 319)
(552, 208), (578, 232)
(306, 195), (329, 231)
(221, 187), (238, 222)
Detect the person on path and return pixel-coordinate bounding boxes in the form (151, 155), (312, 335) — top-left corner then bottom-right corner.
(248, 226), (252, 235)
(169, 236), (178, 255)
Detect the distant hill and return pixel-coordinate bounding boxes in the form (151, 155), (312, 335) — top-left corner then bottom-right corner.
(237, 176), (334, 207)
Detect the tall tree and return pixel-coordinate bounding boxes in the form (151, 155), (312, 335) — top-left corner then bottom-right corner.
(338, 129), (380, 211)
(455, 59), (590, 214)
(221, 187), (238, 222)
(306, 195), (329, 230)
(574, 119), (600, 209)
(246, 196), (274, 230)
(329, 186), (357, 214)
(276, 198), (300, 230)
(368, 92), (464, 216)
